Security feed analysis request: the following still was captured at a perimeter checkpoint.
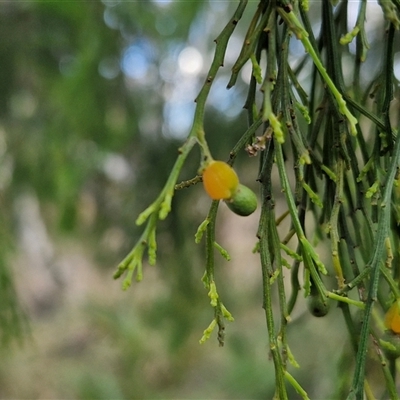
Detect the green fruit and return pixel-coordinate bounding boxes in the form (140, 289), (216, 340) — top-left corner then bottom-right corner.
(307, 293), (330, 317)
(225, 184), (257, 216)
(380, 331), (400, 360)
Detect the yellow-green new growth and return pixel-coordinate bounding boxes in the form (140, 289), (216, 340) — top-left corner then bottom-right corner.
(340, 26), (360, 45)
(199, 319), (217, 344)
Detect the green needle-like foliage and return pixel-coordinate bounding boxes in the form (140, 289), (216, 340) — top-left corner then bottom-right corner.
(115, 1), (400, 398)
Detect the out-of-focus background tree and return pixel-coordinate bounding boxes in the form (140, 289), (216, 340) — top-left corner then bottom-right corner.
(0, 2), (270, 398)
(0, 1), (398, 399)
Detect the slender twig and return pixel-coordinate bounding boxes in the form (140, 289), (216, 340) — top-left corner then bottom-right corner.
(348, 121), (400, 400)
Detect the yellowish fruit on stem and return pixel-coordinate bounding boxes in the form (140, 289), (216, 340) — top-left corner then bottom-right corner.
(385, 299), (400, 334)
(202, 161), (239, 200)
(225, 184), (257, 216)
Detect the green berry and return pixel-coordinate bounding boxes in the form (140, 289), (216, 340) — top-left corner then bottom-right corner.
(225, 184), (257, 216)
(307, 293), (330, 317)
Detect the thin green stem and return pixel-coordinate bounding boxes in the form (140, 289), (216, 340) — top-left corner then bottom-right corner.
(116, 0), (248, 285)
(228, 2), (272, 88)
(277, 7), (358, 136)
(284, 371), (310, 400)
(274, 139), (327, 300)
(371, 333), (399, 400)
(348, 126), (400, 399)
(194, 0), (249, 162)
(258, 199), (288, 400)
(326, 292), (365, 309)
(202, 200), (233, 347)
(330, 158), (345, 288)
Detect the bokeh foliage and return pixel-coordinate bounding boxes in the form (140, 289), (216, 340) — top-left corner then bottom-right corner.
(0, 1), (269, 398)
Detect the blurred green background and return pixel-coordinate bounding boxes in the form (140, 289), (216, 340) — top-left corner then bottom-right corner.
(0, 1), (394, 399)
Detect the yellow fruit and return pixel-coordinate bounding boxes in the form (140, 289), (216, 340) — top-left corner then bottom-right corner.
(225, 184), (257, 216)
(202, 161), (239, 200)
(385, 300), (400, 334)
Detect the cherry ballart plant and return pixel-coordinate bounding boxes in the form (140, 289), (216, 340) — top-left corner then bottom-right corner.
(114, 1), (400, 399)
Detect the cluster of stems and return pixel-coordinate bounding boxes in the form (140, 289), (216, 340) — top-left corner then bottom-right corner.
(115, 1), (400, 398)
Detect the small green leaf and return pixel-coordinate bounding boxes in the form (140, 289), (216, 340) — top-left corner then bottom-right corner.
(269, 113), (285, 144)
(295, 101), (311, 124)
(300, 0), (309, 11)
(300, 236), (327, 275)
(252, 241), (260, 253)
(302, 182), (323, 208)
(321, 165), (337, 182)
(378, 0), (400, 29)
(159, 193), (173, 220)
(250, 53), (263, 84)
(214, 241), (231, 261)
(281, 258), (292, 269)
(365, 181), (379, 199)
(208, 280), (219, 307)
(199, 319), (217, 344)
(195, 219), (210, 243)
(339, 26), (360, 45)
(299, 152), (311, 165)
(357, 157), (374, 182)
(280, 243), (302, 262)
(286, 344), (300, 368)
(270, 269), (280, 285)
(136, 206), (154, 225)
(221, 303), (234, 322)
(122, 268), (135, 290)
(148, 228), (157, 266)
